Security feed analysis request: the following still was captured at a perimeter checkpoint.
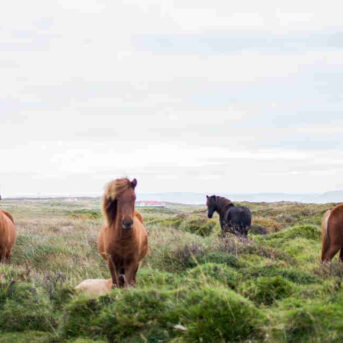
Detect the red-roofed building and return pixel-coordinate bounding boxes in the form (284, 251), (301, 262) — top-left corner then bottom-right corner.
(136, 201), (165, 207)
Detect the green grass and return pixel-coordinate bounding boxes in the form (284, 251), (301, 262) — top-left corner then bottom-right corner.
(0, 198), (341, 342)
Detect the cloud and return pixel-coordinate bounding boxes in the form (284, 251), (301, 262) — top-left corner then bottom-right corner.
(1, 0), (343, 196)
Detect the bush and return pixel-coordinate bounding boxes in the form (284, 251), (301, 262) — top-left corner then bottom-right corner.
(0, 282), (55, 332)
(252, 217), (282, 233)
(242, 276), (296, 305)
(95, 289), (176, 343)
(179, 286), (264, 342)
(179, 216), (217, 237)
(0, 331), (52, 343)
(68, 210), (102, 220)
(284, 302), (343, 343)
(159, 216), (184, 229)
(261, 224), (321, 243)
(137, 269), (179, 288)
(164, 243), (207, 271)
(186, 263), (240, 289)
(60, 296), (103, 338)
(246, 265), (320, 284)
(196, 252), (244, 269)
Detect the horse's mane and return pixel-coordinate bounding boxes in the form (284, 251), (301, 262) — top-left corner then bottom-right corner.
(103, 178), (133, 226)
(216, 196), (235, 212)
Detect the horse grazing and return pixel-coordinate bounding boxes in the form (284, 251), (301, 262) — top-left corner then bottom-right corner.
(321, 204), (343, 262)
(0, 209), (17, 262)
(97, 178), (148, 287)
(206, 195), (252, 236)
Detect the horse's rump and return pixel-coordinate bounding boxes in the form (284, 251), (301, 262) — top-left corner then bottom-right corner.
(226, 206), (252, 227)
(0, 210), (14, 224)
(0, 210), (16, 260)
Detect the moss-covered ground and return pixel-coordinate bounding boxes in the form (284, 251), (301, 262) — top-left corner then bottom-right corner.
(0, 198), (342, 342)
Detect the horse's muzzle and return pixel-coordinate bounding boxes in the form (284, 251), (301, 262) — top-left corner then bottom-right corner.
(121, 219), (133, 230)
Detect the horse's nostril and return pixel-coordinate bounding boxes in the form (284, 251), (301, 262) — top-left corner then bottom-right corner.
(122, 219), (133, 229)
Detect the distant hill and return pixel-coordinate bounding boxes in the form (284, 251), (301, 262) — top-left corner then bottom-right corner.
(137, 191), (343, 204)
(4, 191), (343, 204)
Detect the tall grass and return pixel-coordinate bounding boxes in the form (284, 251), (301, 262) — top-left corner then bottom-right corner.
(0, 199), (340, 342)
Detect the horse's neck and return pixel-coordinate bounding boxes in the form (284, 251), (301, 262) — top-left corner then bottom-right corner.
(216, 197), (233, 218)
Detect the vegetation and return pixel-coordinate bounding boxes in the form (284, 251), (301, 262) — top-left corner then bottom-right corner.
(0, 198), (341, 342)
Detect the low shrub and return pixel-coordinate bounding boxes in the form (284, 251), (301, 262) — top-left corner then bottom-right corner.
(185, 263), (240, 289)
(284, 302), (343, 343)
(137, 269), (179, 288)
(163, 243), (207, 271)
(178, 286), (264, 342)
(68, 210), (101, 220)
(261, 224), (321, 243)
(179, 216), (217, 237)
(252, 217), (282, 233)
(60, 296), (104, 338)
(95, 289), (176, 343)
(246, 265), (320, 284)
(242, 276), (296, 305)
(0, 331), (52, 343)
(0, 282), (55, 332)
(196, 252), (244, 269)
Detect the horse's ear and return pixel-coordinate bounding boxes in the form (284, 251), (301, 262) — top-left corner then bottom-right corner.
(131, 178), (137, 189)
(206, 195), (209, 199)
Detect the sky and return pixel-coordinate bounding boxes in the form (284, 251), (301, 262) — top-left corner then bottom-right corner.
(1, 0), (343, 197)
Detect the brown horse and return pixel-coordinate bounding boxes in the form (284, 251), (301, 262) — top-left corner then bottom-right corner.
(0, 209), (17, 262)
(97, 178), (148, 287)
(321, 204), (343, 262)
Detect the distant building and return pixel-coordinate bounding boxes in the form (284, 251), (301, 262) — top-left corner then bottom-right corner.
(136, 201), (165, 207)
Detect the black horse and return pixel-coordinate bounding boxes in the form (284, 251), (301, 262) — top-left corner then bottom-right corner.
(206, 195), (252, 236)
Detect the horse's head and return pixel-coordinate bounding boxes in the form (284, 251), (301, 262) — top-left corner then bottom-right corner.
(117, 178), (137, 230)
(103, 178), (137, 230)
(206, 195), (217, 218)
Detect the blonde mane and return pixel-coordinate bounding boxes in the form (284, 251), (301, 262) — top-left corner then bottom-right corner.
(104, 178), (132, 200)
(102, 178), (134, 226)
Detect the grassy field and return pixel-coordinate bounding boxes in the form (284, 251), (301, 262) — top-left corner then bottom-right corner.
(0, 198), (342, 342)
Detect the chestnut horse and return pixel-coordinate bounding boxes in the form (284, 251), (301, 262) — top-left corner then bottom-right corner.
(0, 209), (17, 262)
(321, 204), (343, 262)
(97, 178), (148, 287)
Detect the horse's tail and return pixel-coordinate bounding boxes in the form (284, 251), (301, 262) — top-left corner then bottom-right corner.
(321, 210), (331, 261)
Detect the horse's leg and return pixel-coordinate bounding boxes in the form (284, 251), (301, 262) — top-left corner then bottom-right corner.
(0, 250), (6, 263)
(118, 265), (125, 287)
(5, 250), (11, 264)
(339, 248), (343, 263)
(125, 262), (139, 287)
(108, 257), (120, 287)
(322, 244), (340, 262)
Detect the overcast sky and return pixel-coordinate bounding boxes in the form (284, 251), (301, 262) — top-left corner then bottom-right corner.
(1, 0), (343, 197)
